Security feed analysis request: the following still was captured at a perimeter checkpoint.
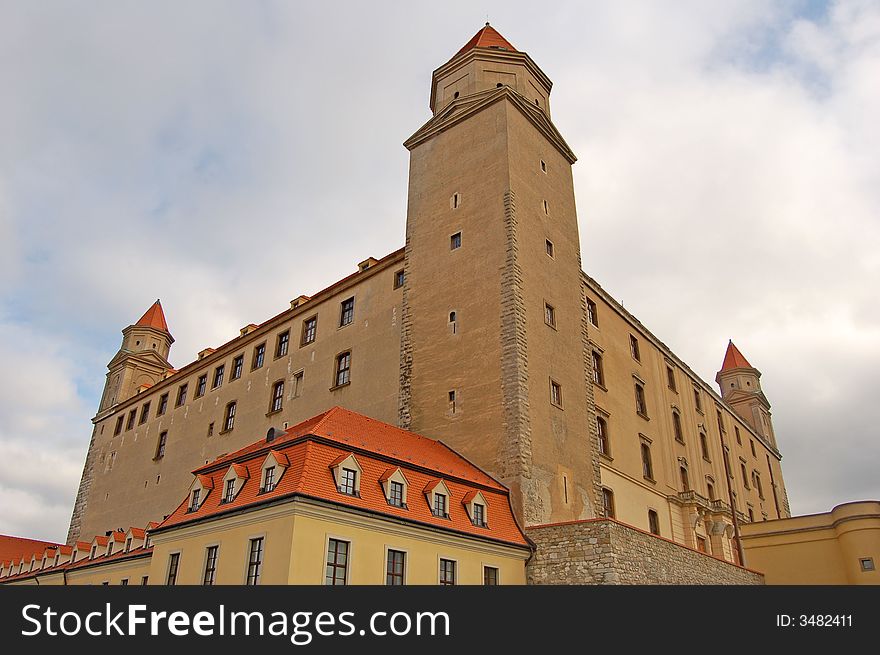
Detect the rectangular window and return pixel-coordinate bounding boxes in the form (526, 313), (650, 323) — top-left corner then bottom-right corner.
(301, 316), (317, 346)
(707, 478), (716, 500)
(207, 422), (214, 437)
(483, 566), (499, 585)
(433, 493), (448, 518)
(139, 402), (150, 424)
(597, 415), (610, 457)
(586, 298), (598, 327)
(550, 379), (563, 407)
(666, 365), (676, 392)
(641, 442), (654, 480)
(735, 426), (742, 445)
(716, 409), (725, 434)
(696, 536), (708, 553)
(472, 503), (486, 527)
(212, 365), (224, 389)
(141, 576), (149, 585)
(114, 416), (124, 436)
(338, 468), (357, 496)
(693, 386), (703, 412)
(750, 439), (757, 457)
(270, 380), (284, 413)
(543, 199), (549, 215)
(755, 472), (764, 499)
(545, 239), (554, 257)
(860, 558), (875, 572)
(340, 298), (355, 327)
(439, 559), (456, 586)
(673, 411), (684, 443)
(252, 343), (266, 370)
(203, 546), (218, 586)
(325, 539), (349, 586)
(592, 351), (605, 386)
(748, 507), (755, 522)
(648, 509), (660, 536)
(741, 461), (750, 488)
(630, 335), (641, 362)
(155, 432), (167, 459)
(602, 488), (615, 518)
(126, 409), (137, 431)
(120, 578), (128, 586)
(246, 537), (263, 586)
(263, 466), (275, 493)
(166, 553), (180, 585)
(450, 232), (462, 250)
(393, 269), (405, 289)
(291, 370), (304, 398)
(276, 330), (290, 358)
(189, 488), (200, 512)
(176, 384), (188, 407)
(680, 466), (690, 491)
(224, 478), (235, 503)
(389, 480), (404, 507)
(231, 355), (244, 380)
(196, 374), (207, 398)
(157, 393), (168, 416)
(700, 433), (711, 461)
(544, 302), (556, 328)
(634, 381), (648, 417)
(335, 351), (351, 387)
(223, 402), (236, 432)
(386, 549), (406, 586)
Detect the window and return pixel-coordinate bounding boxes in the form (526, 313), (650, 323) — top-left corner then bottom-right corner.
(196, 374), (207, 398)
(338, 468), (357, 496)
(693, 386), (703, 412)
(276, 330), (290, 358)
(252, 343), (266, 370)
(450, 232), (462, 250)
(680, 466), (690, 491)
(472, 502), (486, 527)
(120, 578), (128, 586)
(207, 422), (214, 437)
(545, 239), (554, 257)
(114, 416), (124, 436)
(189, 489), (200, 512)
(723, 448), (734, 479)
(139, 402), (150, 424)
(860, 558), (875, 572)
(700, 433), (711, 461)
(203, 546), (218, 585)
(634, 381), (648, 417)
(433, 492), (448, 518)
(339, 298), (355, 327)
(231, 355), (244, 380)
(452, 192), (460, 209)
(602, 488), (615, 518)
(741, 461), (750, 488)
(157, 393), (168, 416)
(386, 549), (406, 586)
(735, 426), (742, 445)
(648, 510), (660, 536)
(439, 559), (456, 586)
(716, 409), (725, 434)
(544, 302), (556, 328)
(748, 507), (755, 522)
(325, 539), (349, 586)
(389, 480), (404, 507)
(269, 380), (284, 413)
(666, 366), (676, 392)
(246, 537), (263, 585)
(223, 401), (236, 432)
(91, 545), (97, 558)
(155, 432), (167, 460)
(176, 384), (188, 407)
(483, 565), (499, 585)
(641, 442), (654, 480)
(126, 409), (137, 431)
(672, 411), (684, 443)
(750, 440), (756, 457)
(540, 159), (547, 173)
(543, 199), (549, 215)
(448, 389), (456, 413)
(263, 466), (276, 493)
(334, 351), (351, 387)
(550, 379), (563, 407)
(630, 336), (641, 362)
(211, 365), (224, 389)
(597, 415), (610, 457)
(707, 478), (716, 500)
(754, 472), (764, 499)
(223, 478), (236, 503)
(586, 298), (598, 327)
(696, 536), (708, 553)
(141, 576), (149, 585)
(393, 269), (405, 289)
(166, 553), (180, 585)
(301, 316), (317, 346)
(125, 537), (132, 552)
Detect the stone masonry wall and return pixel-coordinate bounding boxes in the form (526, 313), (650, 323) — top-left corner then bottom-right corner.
(527, 519), (764, 585)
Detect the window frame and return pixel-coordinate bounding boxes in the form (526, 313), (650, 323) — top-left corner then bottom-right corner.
(275, 330), (290, 358)
(203, 545), (218, 586)
(212, 364), (224, 389)
(154, 431), (168, 460)
(222, 401), (236, 433)
(157, 393), (169, 416)
(602, 487), (615, 519)
(231, 354), (244, 380)
(333, 351), (351, 388)
(439, 558), (456, 586)
(550, 379), (563, 408)
(385, 548), (406, 586)
(252, 342), (266, 370)
(450, 231), (462, 250)
(300, 315), (318, 346)
(175, 384), (188, 407)
(269, 379), (284, 414)
(325, 538), (349, 586)
(196, 374), (207, 398)
(245, 537), (264, 586)
(339, 298), (355, 327)
(166, 552), (180, 586)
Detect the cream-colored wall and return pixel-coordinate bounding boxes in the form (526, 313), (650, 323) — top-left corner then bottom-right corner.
(79, 256), (404, 542)
(148, 498), (528, 585)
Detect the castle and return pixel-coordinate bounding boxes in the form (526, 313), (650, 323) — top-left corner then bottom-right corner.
(51, 24), (794, 582)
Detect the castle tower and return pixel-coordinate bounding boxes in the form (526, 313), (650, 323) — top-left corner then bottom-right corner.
(97, 300), (174, 413)
(399, 25), (598, 525)
(716, 341), (777, 449)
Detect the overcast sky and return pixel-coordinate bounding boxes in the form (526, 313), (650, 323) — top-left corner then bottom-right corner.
(1, 1), (877, 542)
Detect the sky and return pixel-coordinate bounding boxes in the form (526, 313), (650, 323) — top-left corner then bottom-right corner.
(0, 0), (877, 542)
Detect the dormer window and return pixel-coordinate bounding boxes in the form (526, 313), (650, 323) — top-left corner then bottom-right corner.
(259, 450), (289, 493)
(424, 480), (451, 519)
(390, 481), (404, 506)
(189, 488), (201, 512)
(223, 478), (235, 503)
(125, 538), (132, 552)
(433, 492), (447, 518)
(380, 467), (409, 508)
(463, 490), (489, 528)
(90, 545), (97, 558)
(221, 464), (248, 504)
(472, 503), (485, 527)
(263, 466), (275, 492)
(330, 453), (362, 497)
(339, 468), (357, 496)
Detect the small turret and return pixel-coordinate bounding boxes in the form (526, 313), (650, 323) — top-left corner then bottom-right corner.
(715, 341), (776, 448)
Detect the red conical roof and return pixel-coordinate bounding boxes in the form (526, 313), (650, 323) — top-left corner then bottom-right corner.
(721, 340), (752, 371)
(455, 23), (518, 57)
(135, 300), (169, 333)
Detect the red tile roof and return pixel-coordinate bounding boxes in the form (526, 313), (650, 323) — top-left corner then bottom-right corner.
(721, 340), (753, 371)
(0, 535), (62, 563)
(456, 23), (518, 57)
(135, 299), (170, 333)
(157, 407), (529, 548)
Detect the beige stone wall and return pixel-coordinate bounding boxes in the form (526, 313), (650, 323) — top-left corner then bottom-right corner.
(526, 519), (764, 585)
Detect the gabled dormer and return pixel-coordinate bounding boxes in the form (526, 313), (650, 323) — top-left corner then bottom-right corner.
(329, 453), (362, 497)
(259, 450), (289, 493)
(188, 474), (214, 512)
(424, 480), (452, 519)
(124, 527), (146, 552)
(71, 541), (91, 563)
(107, 530), (126, 555)
(462, 490), (489, 528)
(379, 468), (409, 508)
(221, 464), (249, 504)
(90, 535), (109, 559)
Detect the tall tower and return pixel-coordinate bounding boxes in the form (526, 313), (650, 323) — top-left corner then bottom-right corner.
(399, 25), (598, 525)
(716, 340), (777, 449)
(97, 300), (174, 413)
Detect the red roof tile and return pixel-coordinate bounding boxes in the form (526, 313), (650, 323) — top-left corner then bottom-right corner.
(135, 299), (170, 333)
(0, 535), (62, 563)
(721, 340), (753, 371)
(455, 23), (518, 57)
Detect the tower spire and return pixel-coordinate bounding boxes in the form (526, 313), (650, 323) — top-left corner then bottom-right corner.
(135, 299), (170, 334)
